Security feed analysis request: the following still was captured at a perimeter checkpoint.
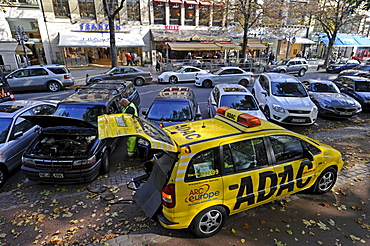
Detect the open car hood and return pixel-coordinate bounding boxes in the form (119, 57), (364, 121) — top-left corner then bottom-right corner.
(98, 113), (177, 152)
(23, 115), (97, 129)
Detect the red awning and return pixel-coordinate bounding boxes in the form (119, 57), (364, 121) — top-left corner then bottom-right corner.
(185, 0), (198, 4)
(169, 0), (182, 3)
(199, 1), (211, 5)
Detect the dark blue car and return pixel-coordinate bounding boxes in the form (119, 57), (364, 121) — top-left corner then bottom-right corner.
(338, 64), (370, 76)
(333, 76), (370, 110)
(326, 59), (360, 73)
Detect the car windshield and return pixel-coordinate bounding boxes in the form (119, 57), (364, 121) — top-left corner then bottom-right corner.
(147, 100), (192, 121)
(0, 118), (12, 144)
(355, 81), (370, 92)
(137, 117), (174, 145)
(173, 67), (185, 73)
(275, 60), (288, 65)
(312, 83), (339, 93)
(271, 82), (308, 97)
(54, 104), (106, 126)
(220, 95), (259, 110)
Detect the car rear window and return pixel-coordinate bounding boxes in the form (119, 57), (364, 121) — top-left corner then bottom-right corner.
(48, 67), (68, 74)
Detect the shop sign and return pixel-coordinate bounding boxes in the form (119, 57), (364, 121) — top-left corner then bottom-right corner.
(78, 23), (126, 33)
(164, 25), (179, 31)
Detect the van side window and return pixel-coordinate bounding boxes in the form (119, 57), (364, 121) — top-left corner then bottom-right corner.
(269, 135), (304, 164)
(185, 148), (220, 181)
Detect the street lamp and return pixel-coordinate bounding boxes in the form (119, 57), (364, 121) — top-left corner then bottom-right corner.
(14, 25), (29, 67)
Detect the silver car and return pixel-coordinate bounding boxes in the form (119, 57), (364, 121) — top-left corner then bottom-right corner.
(267, 58), (308, 77)
(5, 64), (75, 92)
(0, 100), (56, 187)
(195, 67), (254, 88)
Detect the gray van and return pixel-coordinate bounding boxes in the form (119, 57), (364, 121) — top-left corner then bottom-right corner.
(266, 58), (308, 77)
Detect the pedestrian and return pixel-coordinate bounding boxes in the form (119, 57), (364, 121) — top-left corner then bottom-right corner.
(269, 52), (275, 65)
(120, 98), (138, 160)
(131, 52), (136, 65)
(125, 53), (133, 66)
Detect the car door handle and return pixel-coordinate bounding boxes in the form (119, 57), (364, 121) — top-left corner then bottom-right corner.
(229, 184), (239, 190)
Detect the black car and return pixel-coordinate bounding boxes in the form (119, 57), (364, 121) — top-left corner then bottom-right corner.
(86, 66), (152, 86)
(326, 59), (360, 73)
(21, 84), (140, 184)
(333, 76), (370, 110)
(338, 64), (370, 76)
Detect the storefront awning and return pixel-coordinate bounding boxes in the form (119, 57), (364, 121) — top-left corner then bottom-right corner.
(319, 34), (370, 47)
(185, 0), (198, 4)
(58, 32), (145, 47)
(168, 42), (220, 51)
(294, 37), (315, 45)
(247, 42), (266, 49)
(215, 43), (241, 50)
(199, 1), (212, 5)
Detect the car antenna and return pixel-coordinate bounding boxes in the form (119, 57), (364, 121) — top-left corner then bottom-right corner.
(202, 122), (206, 128)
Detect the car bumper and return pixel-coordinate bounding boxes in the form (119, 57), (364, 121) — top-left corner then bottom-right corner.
(21, 160), (101, 184)
(271, 110), (318, 125)
(318, 107), (361, 118)
(63, 81), (75, 87)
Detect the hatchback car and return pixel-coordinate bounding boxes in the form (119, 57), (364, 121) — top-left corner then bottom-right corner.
(98, 106), (344, 238)
(195, 67), (254, 88)
(252, 73), (318, 125)
(0, 100), (56, 187)
(142, 86), (202, 127)
(333, 76), (370, 110)
(208, 84), (266, 120)
(158, 66), (209, 84)
(266, 58), (308, 77)
(326, 59), (360, 73)
(86, 66), (152, 86)
(302, 80), (362, 118)
(338, 64), (370, 76)
(5, 64), (75, 92)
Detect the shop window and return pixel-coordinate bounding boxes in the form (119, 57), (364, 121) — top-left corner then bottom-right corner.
(199, 5), (210, 26)
(153, 1), (166, 24)
(127, 0), (141, 21)
(185, 4), (195, 26)
(52, 0), (70, 18)
(78, 0), (96, 19)
(212, 4), (223, 27)
(169, 3), (181, 25)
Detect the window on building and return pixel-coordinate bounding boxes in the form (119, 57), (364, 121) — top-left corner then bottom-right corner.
(185, 4), (195, 26)
(212, 3), (223, 27)
(53, 0), (70, 18)
(104, 0), (120, 20)
(153, 1), (166, 24)
(127, 0), (141, 21)
(78, 0), (96, 19)
(199, 5), (210, 26)
(169, 3), (181, 25)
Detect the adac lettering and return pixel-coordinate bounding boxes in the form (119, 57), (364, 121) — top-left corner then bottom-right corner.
(233, 161), (313, 210)
(175, 125), (201, 140)
(185, 184), (220, 204)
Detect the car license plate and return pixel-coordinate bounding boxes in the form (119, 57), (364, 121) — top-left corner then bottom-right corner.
(292, 118), (306, 123)
(39, 173), (64, 178)
(339, 112), (352, 115)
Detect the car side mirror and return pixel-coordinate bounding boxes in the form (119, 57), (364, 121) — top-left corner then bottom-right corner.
(86, 74), (89, 78)
(287, 63), (291, 67)
(13, 131), (24, 139)
(261, 90), (268, 96)
(109, 73), (114, 76)
(142, 110), (147, 116)
(195, 113), (202, 118)
(7, 75), (13, 79)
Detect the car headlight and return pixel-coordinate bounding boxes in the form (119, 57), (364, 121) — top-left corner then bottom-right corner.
(73, 155), (96, 167)
(319, 100), (333, 109)
(313, 106), (318, 113)
(272, 104), (285, 113)
(138, 138), (150, 147)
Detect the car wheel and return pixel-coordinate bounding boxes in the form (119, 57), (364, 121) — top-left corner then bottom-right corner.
(190, 206), (226, 238)
(279, 70), (286, 74)
(169, 76), (178, 84)
(47, 81), (61, 92)
(239, 79), (248, 87)
(0, 167), (6, 188)
(298, 69), (306, 77)
(100, 150), (110, 174)
(203, 80), (212, 88)
(134, 78), (145, 86)
(93, 79), (102, 84)
(264, 106), (271, 121)
(311, 167), (337, 194)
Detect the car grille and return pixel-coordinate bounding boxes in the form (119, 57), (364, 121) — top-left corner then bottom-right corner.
(335, 107), (358, 112)
(287, 110), (311, 114)
(34, 159), (73, 169)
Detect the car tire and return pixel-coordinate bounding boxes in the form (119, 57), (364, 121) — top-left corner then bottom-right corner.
(0, 166), (6, 188)
(93, 79), (102, 84)
(190, 206), (227, 238)
(203, 80), (212, 88)
(47, 81), (61, 92)
(169, 76), (178, 84)
(298, 69), (306, 77)
(264, 106), (271, 121)
(239, 79), (249, 87)
(311, 167), (337, 194)
(279, 70), (286, 74)
(134, 78), (145, 86)
(100, 150), (110, 175)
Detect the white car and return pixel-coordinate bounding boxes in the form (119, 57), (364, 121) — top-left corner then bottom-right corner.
(157, 66), (209, 84)
(208, 84), (267, 120)
(195, 67), (254, 88)
(252, 73), (318, 125)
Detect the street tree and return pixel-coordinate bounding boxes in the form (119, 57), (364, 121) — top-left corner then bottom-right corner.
(102, 0), (126, 68)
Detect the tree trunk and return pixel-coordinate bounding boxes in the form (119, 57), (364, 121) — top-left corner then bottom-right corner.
(240, 22), (249, 62)
(108, 18), (118, 68)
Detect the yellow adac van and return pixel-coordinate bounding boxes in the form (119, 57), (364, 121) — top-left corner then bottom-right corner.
(98, 106), (344, 238)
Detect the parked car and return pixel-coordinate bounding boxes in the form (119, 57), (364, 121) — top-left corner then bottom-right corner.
(0, 78), (14, 102)
(195, 67), (254, 88)
(0, 100), (56, 187)
(158, 66), (209, 84)
(5, 64), (74, 92)
(21, 85), (140, 184)
(252, 73), (318, 125)
(333, 76), (370, 110)
(142, 86), (202, 127)
(301, 80), (362, 118)
(208, 84), (267, 120)
(338, 64), (370, 76)
(326, 59), (360, 73)
(266, 58), (308, 77)
(86, 66), (152, 86)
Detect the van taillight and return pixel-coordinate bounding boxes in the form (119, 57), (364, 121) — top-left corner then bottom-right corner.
(64, 75), (71, 79)
(162, 184), (175, 208)
(148, 72), (153, 77)
(9, 91), (15, 100)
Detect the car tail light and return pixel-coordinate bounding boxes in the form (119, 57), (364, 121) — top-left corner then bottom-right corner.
(148, 72), (153, 77)
(64, 75), (71, 79)
(162, 184), (175, 208)
(10, 91), (15, 101)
